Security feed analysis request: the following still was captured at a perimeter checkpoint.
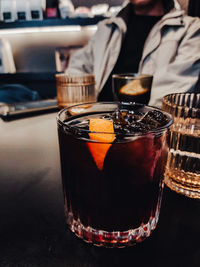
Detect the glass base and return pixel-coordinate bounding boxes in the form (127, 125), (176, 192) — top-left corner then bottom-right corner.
(66, 212), (159, 248)
(165, 173), (200, 199)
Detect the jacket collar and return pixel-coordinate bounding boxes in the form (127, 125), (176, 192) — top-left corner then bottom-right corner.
(105, 0), (185, 30)
(117, 0), (177, 25)
(159, 9), (185, 26)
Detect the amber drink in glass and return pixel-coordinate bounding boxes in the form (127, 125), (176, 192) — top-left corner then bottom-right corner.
(162, 93), (200, 199)
(56, 73), (96, 108)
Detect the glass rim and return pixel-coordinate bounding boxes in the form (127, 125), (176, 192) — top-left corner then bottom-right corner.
(162, 92), (200, 108)
(55, 73), (94, 78)
(57, 102), (173, 136)
(112, 73), (153, 80)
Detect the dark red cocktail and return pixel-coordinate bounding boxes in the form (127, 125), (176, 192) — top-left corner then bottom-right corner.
(57, 102), (172, 247)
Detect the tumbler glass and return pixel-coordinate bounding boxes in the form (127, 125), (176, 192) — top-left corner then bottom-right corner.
(112, 73), (153, 104)
(56, 73), (96, 108)
(162, 93), (200, 199)
(57, 102), (173, 247)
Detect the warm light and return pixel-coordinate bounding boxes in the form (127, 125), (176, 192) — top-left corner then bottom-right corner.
(0, 25), (97, 35)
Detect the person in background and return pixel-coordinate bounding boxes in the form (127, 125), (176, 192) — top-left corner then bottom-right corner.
(65, 0), (200, 107)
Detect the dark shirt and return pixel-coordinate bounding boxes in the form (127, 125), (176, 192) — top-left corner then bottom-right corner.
(98, 13), (161, 101)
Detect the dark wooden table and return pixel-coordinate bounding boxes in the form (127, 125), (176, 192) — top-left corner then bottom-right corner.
(0, 113), (200, 267)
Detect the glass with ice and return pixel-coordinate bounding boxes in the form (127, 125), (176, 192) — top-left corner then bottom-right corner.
(57, 102), (173, 248)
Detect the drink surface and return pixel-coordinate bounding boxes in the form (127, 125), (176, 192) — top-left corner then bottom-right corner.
(58, 106), (170, 234)
(64, 107), (169, 138)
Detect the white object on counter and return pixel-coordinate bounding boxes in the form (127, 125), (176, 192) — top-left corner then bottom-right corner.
(29, 0), (43, 20)
(0, 38), (16, 73)
(73, 6), (92, 18)
(0, 0), (16, 22)
(59, 0), (74, 19)
(91, 4), (109, 16)
(15, 0), (30, 20)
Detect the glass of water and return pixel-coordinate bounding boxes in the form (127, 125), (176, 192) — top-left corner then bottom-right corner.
(162, 93), (200, 199)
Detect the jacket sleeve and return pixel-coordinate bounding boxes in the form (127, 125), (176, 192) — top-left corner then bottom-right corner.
(65, 30), (96, 75)
(149, 18), (200, 108)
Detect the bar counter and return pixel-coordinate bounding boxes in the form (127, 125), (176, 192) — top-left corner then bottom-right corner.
(0, 113), (200, 266)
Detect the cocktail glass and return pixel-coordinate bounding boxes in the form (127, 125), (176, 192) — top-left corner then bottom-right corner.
(57, 102), (173, 247)
(112, 73), (153, 104)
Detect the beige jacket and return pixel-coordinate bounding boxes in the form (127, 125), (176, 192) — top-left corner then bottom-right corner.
(66, 2), (200, 107)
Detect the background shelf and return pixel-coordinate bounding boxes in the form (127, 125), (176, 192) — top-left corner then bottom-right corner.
(0, 16), (105, 29)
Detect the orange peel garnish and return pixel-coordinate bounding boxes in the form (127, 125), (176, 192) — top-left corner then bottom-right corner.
(87, 118), (115, 170)
(119, 80), (148, 96)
